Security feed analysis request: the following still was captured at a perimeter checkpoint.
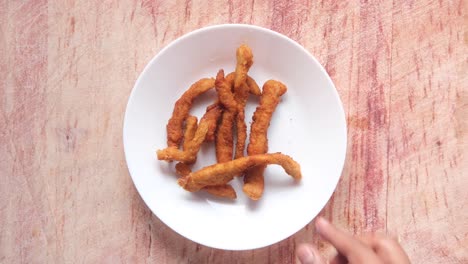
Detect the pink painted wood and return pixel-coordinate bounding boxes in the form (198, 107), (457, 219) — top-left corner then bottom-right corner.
(1, 0), (466, 263)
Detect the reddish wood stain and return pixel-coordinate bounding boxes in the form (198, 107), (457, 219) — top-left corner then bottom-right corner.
(0, 0), (466, 263)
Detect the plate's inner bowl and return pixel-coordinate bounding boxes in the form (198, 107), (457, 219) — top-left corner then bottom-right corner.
(124, 25), (346, 250)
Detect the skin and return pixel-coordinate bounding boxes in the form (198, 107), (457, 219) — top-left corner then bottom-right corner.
(177, 153), (301, 192)
(243, 80), (287, 200)
(166, 78), (215, 148)
(296, 217), (411, 264)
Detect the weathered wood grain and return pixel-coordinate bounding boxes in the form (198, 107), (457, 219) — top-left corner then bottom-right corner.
(0, 0), (466, 263)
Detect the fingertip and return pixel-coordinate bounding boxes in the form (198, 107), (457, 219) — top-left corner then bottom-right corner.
(314, 217), (329, 234)
(296, 244), (327, 264)
(297, 244), (327, 264)
(296, 244), (315, 264)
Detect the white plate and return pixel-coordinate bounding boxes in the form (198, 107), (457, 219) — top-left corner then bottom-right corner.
(123, 24), (347, 250)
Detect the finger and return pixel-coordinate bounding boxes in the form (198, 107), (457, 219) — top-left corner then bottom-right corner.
(329, 253), (347, 264)
(314, 217), (369, 256)
(357, 234), (411, 264)
(296, 244), (327, 264)
(315, 217), (382, 263)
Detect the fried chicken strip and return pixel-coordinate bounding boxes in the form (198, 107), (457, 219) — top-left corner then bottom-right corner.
(226, 72), (261, 96)
(235, 106), (248, 158)
(204, 103), (223, 142)
(182, 115), (198, 151)
(158, 103), (221, 163)
(234, 44), (254, 89)
(157, 123), (208, 163)
(215, 70), (238, 162)
(243, 80), (287, 200)
(173, 115), (197, 177)
(175, 160), (237, 199)
(175, 162), (192, 176)
(246, 76), (261, 96)
(178, 153), (301, 192)
(166, 78), (215, 148)
(233, 45), (254, 158)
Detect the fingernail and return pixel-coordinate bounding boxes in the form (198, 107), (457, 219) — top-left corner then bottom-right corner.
(297, 245), (315, 264)
(315, 217), (328, 234)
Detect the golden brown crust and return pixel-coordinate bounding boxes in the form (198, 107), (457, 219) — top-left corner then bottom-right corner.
(215, 70), (237, 111)
(225, 72), (235, 91)
(175, 160), (237, 199)
(175, 162), (192, 177)
(233, 82), (249, 159)
(246, 76), (261, 96)
(243, 80), (287, 200)
(182, 116), (198, 151)
(233, 45), (254, 159)
(226, 72), (260, 96)
(166, 78), (215, 148)
(215, 70), (237, 162)
(178, 153), (301, 192)
(158, 113), (211, 163)
(242, 165), (266, 200)
(157, 122), (208, 163)
(234, 44), (253, 89)
(235, 108), (248, 158)
(203, 103), (223, 142)
(215, 111), (234, 162)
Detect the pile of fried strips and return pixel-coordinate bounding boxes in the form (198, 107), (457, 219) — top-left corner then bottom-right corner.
(157, 45), (301, 200)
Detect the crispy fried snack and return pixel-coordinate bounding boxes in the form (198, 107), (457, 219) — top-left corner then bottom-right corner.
(174, 115), (197, 177)
(225, 72), (235, 89)
(226, 72), (261, 96)
(215, 70), (238, 162)
(235, 108), (248, 158)
(182, 115), (198, 151)
(203, 103), (223, 142)
(246, 76), (261, 96)
(233, 109), (249, 159)
(233, 45), (254, 159)
(234, 44), (254, 89)
(175, 162), (192, 177)
(166, 78), (215, 148)
(243, 80), (287, 200)
(157, 122), (208, 163)
(215, 70), (238, 111)
(159, 100), (223, 163)
(178, 153), (301, 192)
(215, 111), (234, 162)
(175, 159), (237, 199)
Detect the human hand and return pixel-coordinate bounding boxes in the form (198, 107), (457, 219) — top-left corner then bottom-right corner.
(296, 217), (410, 264)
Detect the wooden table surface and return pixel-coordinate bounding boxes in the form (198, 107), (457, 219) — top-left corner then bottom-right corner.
(1, 0), (467, 263)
